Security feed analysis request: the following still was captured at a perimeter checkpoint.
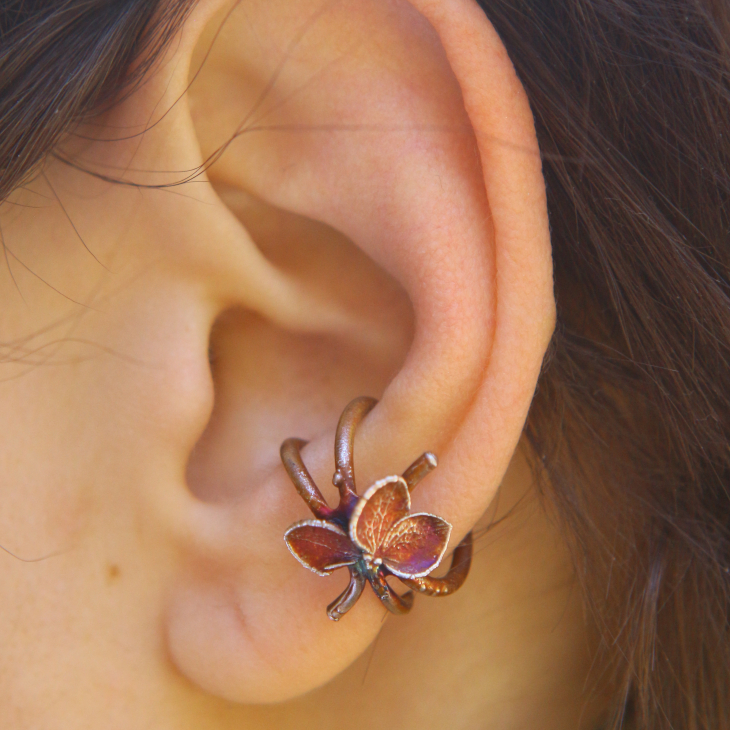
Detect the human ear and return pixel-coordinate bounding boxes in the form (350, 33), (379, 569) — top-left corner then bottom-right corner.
(166, 0), (555, 704)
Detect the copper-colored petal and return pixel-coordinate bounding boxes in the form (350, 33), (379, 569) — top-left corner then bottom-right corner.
(284, 520), (360, 577)
(349, 476), (410, 554)
(377, 513), (452, 578)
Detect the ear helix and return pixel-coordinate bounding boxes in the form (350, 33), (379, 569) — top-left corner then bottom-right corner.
(282, 396), (473, 621)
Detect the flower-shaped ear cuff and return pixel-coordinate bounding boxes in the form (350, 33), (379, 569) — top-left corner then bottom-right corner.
(282, 396), (473, 621)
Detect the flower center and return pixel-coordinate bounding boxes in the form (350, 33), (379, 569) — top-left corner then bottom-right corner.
(363, 553), (383, 570)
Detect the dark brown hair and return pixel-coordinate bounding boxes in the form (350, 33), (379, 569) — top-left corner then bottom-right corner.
(1, 1), (729, 728)
(0, 0), (192, 200)
(489, 1), (730, 727)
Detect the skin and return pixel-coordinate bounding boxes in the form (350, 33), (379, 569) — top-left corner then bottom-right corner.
(0, 0), (610, 727)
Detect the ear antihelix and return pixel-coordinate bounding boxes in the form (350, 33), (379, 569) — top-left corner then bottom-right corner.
(281, 396), (473, 621)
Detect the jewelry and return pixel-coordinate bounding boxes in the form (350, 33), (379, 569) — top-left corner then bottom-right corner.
(282, 396), (473, 621)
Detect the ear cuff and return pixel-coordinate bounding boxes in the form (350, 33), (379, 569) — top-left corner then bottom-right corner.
(282, 396), (473, 621)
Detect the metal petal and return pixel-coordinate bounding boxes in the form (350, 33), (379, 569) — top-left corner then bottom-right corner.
(377, 513), (452, 578)
(349, 476), (410, 554)
(399, 531), (473, 595)
(284, 520), (360, 577)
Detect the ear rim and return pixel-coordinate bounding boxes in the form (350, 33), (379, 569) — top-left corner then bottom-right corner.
(381, 0), (555, 524)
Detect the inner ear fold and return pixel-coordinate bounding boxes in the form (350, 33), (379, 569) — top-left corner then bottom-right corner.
(185, 187), (414, 503)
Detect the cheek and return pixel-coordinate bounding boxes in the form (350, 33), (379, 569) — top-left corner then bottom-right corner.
(0, 272), (216, 550)
(92, 278), (216, 465)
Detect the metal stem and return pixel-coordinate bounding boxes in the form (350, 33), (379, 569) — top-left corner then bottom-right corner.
(333, 396), (377, 509)
(401, 451), (438, 491)
(280, 438), (333, 520)
(326, 569), (366, 621)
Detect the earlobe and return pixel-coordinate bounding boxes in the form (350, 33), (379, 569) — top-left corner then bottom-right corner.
(167, 0), (554, 703)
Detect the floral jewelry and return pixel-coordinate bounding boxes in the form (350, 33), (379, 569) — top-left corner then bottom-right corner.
(282, 396), (473, 621)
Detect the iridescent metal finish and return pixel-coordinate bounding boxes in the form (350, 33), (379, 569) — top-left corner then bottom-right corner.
(282, 396), (473, 621)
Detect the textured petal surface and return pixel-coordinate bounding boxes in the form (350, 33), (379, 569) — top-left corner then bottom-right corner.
(284, 520), (360, 576)
(349, 476), (410, 554)
(378, 513), (452, 578)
